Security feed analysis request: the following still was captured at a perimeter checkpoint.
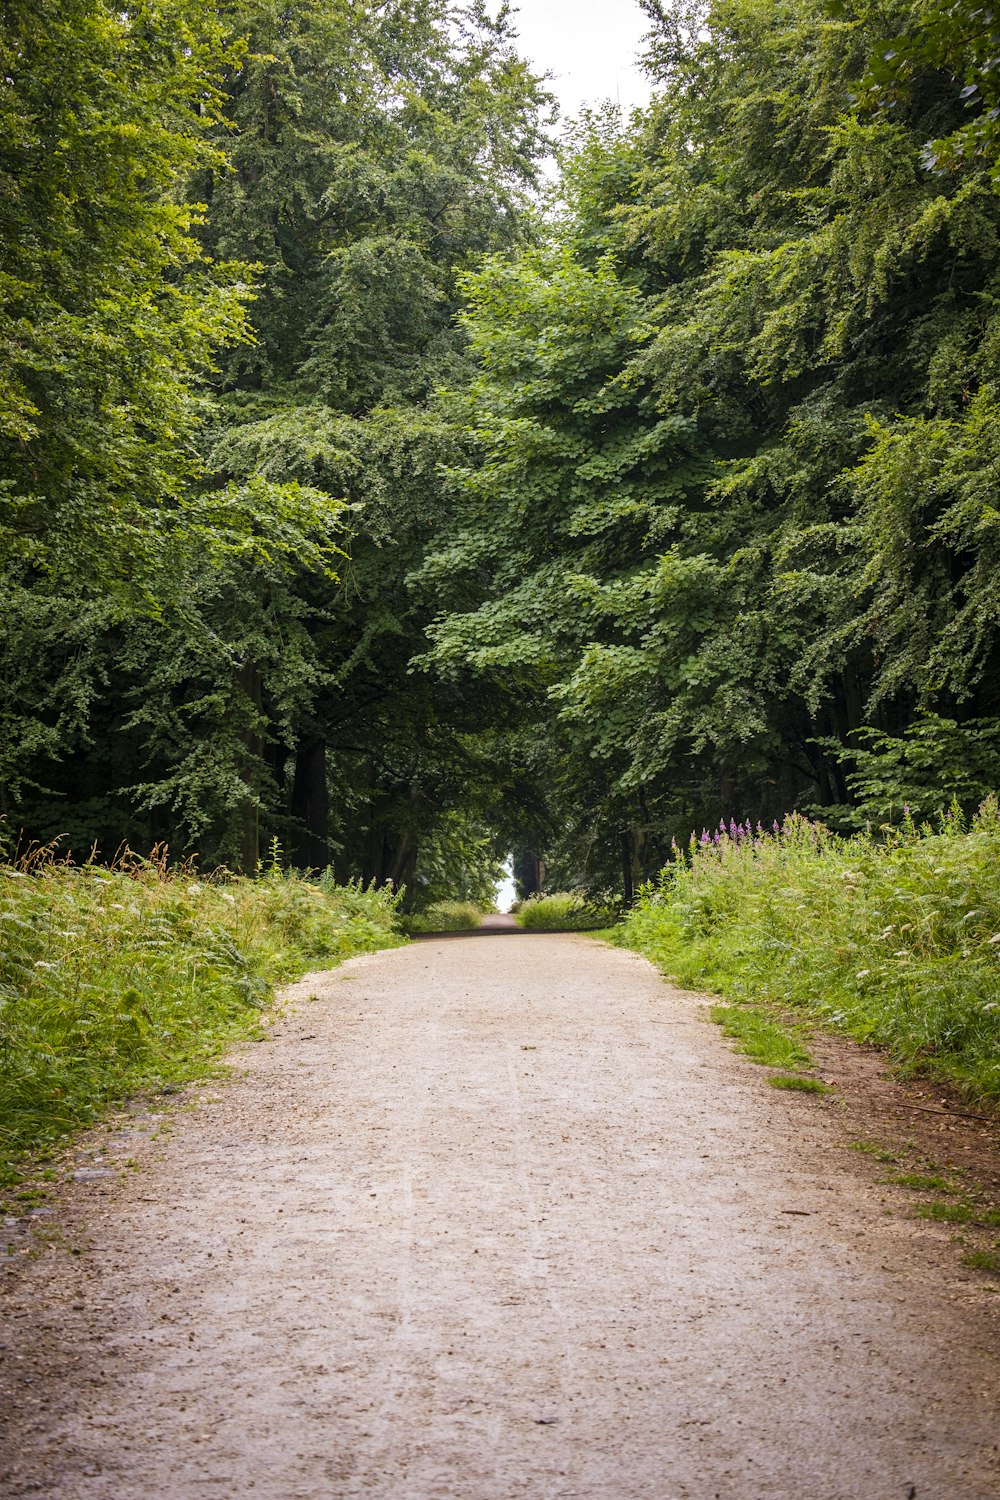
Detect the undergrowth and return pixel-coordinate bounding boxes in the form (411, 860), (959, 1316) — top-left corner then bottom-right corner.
(618, 801), (1000, 1104)
(0, 851), (401, 1183)
(516, 892), (615, 932)
(400, 900), (486, 934)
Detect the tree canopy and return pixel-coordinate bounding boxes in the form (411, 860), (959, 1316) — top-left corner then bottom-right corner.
(4, 0), (1000, 904)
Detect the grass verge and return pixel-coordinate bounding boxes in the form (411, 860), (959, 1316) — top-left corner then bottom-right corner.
(617, 802), (1000, 1105)
(0, 857), (402, 1185)
(709, 1003), (813, 1071)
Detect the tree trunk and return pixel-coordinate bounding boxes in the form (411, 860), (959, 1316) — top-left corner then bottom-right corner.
(237, 662), (263, 873)
(291, 738), (330, 871)
(621, 830), (634, 908)
(387, 831), (411, 888)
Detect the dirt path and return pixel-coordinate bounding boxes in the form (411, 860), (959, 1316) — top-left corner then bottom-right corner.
(2, 934), (1000, 1498)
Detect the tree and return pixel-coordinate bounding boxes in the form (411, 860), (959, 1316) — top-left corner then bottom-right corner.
(2, 0), (555, 887)
(12, 0), (1000, 893)
(186, 0), (553, 879)
(0, 0), (248, 580)
(421, 0), (1000, 891)
(0, 0), (255, 841)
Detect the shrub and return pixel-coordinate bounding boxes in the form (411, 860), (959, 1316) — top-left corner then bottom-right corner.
(401, 900), (485, 933)
(515, 892), (614, 931)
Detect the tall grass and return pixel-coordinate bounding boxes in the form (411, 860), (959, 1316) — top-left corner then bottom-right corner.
(0, 852), (401, 1182)
(516, 892), (615, 931)
(619, 802), (1000, 1103)
(400, 900), (486, 934)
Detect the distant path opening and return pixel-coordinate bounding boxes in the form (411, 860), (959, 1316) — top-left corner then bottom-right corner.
(478, 912), (519, 931)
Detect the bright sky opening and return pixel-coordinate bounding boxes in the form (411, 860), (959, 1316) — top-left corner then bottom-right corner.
(507, 0), (654, 121)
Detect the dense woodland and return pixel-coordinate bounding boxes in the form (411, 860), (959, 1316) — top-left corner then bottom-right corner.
(4, 0), (1000, 904)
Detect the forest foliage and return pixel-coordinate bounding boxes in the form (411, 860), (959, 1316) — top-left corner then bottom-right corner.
(1, 0), (549, 898)
(4, 0), (1000, 903)
(423, 0), (1000, 892)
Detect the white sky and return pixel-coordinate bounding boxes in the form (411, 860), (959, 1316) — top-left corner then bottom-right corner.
(494, 857), (517, 912)
(507, 0), (654, 122)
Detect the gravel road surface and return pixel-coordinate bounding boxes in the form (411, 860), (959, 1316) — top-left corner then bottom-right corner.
(1, 932), (999, 1498)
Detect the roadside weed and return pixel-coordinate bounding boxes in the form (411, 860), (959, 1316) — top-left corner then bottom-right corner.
(849, 1139), (900, 1162)
(917, 1200), (971, 1224)
(768, 1074), (831, 1094)
(912, 1201), (1000, 1224)
(886, 1172), (956, 1193)
(401, 901), (486, 934)
(710, 1004), (813, 1071)
(962, 1246), (1000, 1273)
